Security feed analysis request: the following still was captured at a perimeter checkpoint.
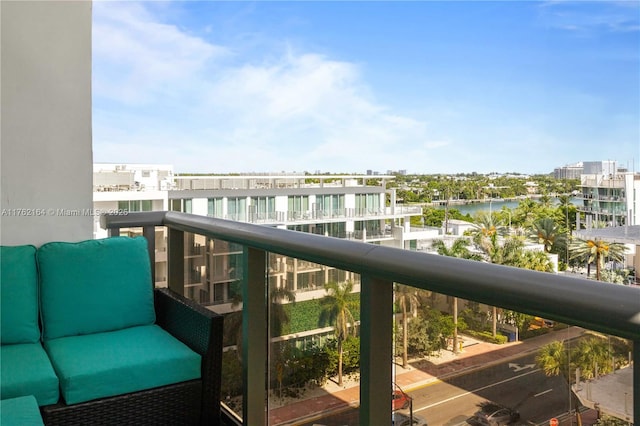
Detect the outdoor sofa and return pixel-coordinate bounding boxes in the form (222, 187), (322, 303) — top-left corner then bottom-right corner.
(0, 237), (223, 425)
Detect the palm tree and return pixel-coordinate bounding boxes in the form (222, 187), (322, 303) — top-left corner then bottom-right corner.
(573, 337), (612, 379)
(269, 284), (296, 337)
(431, 238), (481, 353)
(513, 198), (538, 228)
(536, 341), (568, 377)
(472, 230), (526, 337)
(395, 284), (420, 367)
(530, 217), (566, 254)
(569, 238), (627, 281)
(319, 281), (357, 386)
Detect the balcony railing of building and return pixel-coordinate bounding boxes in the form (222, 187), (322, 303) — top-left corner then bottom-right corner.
(102, 211), (639, 425)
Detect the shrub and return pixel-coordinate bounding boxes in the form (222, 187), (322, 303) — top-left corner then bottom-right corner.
(466, 330), (507, 344)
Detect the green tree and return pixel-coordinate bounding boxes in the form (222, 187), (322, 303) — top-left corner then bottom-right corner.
(519, 250), (554, 273)
(573, 337), (613, 379)
(472, 228), (549, 337)
(395, 284), (420, 367)
(536, 341), (568, 378)
(530, 217), (566, 254)
(269, 284), (296, 337)
(404, 308), (455, 358)
(569, 238), (627, 281)
(319, 281), (357, 386)
(431, 238), (481, 353)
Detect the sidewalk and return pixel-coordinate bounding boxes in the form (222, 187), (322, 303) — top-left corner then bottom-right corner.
(269, 327), (587, 426)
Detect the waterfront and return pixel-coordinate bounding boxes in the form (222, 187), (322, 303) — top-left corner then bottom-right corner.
(429, 197), (580, 216)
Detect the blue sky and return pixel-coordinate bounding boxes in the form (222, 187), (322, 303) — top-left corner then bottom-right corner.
(92, 1), (639, 174)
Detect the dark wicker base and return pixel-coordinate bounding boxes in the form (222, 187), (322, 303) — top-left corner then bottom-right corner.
(41, 380), (203, 426)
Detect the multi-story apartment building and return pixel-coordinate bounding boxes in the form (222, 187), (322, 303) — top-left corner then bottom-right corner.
(553, 162), (583, 180)
(577, 161), (640, 228)
(93, 166), (432, 315)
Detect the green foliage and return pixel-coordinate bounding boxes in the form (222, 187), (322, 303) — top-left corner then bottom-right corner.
(595, 415), (630, 426)
(536, 335), (632, 383)
(421, 207), (473, 227)
(398, 308), (456, 358)
(324, 336), (360, 376)
(270, 341), (332, 392)
(520, 327), (551, 339)
(465, 330), (508, 344)
(221, 350), (243, 398)
(281, 294), (360, 335)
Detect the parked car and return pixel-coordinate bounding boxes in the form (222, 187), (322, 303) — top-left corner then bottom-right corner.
(470, 403), (520, 425)
(392, 388), (411, 411)
(392, 412), (428, 426)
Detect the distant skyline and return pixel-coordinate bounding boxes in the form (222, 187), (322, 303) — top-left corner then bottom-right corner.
(92, 1), (639, 174)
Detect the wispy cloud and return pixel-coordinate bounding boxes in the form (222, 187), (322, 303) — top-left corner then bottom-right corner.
(538, 0), (639, 34)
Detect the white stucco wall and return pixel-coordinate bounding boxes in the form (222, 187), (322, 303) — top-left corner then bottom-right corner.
(1, 1), (93, 246)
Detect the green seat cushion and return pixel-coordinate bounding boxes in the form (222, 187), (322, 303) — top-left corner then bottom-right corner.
(44, 324), (201, 405)
(1, 245), (39, 344)
(0, 395), (44, 426)
(38, 237), (155, 340)
(0, 343), (60, 406)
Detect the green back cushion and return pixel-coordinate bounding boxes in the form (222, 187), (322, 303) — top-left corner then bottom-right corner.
(1, 245), (40, 344)
(38, 237), (155, 340)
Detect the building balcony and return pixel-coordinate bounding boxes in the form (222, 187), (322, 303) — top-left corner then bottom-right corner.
(102, 211), (639, 425)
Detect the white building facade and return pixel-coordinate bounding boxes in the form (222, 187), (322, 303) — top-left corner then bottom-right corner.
(93, 167), (430, 313)
(577, 161), (640, 228)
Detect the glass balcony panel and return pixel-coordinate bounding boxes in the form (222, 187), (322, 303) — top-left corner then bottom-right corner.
(101, 213), (639, 425)
(268, 262), (361, 425)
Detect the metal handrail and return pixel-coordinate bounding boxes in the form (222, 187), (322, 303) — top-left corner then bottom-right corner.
(103, 210), (640, 341)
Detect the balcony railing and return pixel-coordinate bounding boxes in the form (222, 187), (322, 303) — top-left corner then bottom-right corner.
(102, 211), (639, 425)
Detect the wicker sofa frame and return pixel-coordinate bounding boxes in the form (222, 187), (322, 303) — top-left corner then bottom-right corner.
(40, 288), (223, 426)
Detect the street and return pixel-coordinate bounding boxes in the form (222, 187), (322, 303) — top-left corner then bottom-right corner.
(299, 353), (578, 425)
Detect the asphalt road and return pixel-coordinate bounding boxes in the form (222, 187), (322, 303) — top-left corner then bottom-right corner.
(300, 353), (579, 426)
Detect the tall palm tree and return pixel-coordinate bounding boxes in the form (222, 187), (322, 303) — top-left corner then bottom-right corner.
(530, 217), (566, 254)
(431, 238), (481, 353)
(513, 198), (538, 229)
(569, 238), (627, 281)
(536, 341), (568, 378)
(473, 231), (526, 337)
(395, 284), (420, 367)
(319, 281), (356, 386)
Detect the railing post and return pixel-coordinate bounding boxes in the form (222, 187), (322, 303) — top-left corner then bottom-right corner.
(243, 247), (268, 425)
(360, 275), (393, 425)
(143, 225), (156, 285)
(634, 339), (639, 420)
(167, 228), (184, 295)
(107, 227), (121, 237)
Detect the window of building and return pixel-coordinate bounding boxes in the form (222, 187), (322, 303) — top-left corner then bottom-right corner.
(227, 197), (247, 221)
(208, 198), (223, 218)
(250, 196), (275, 220)
(170, 199), (192, 213)
(118, 199), (153, 212)
(288, 196), (310, 218)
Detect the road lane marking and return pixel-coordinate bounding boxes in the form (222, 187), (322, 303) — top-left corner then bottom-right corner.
(534, 389), (553, 397)
(413, 368), (541, 413)
(508, 363), (535, 372)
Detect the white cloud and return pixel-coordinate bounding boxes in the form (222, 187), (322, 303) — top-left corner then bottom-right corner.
(92, 2), (441, 173)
